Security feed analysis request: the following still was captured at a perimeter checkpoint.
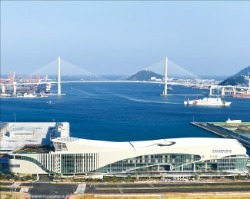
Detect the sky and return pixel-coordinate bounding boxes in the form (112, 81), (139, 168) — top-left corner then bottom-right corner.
(1, 1), (250, 77)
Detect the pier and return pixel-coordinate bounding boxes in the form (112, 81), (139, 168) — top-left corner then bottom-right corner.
(191, 122), (250, 149)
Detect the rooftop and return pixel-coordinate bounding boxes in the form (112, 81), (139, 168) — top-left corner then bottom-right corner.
(53, 137), (245, 152)
(0, 122), (70, 153)
(13, 145), (52, 154)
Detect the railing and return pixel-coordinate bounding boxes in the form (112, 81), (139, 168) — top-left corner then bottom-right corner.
(56, 137), (78, 142)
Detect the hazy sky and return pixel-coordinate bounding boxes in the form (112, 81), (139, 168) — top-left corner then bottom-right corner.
(1, 1), (250, 77)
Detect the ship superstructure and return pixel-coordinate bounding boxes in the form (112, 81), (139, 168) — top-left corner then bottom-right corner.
(184, 97), (231, 106)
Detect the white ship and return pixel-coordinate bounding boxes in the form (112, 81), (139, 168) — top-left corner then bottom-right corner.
(226, 118), (242, 123)
(184, 97), (231, 106)
(23, 93), (37, 98)
(0, 93), (12, 97)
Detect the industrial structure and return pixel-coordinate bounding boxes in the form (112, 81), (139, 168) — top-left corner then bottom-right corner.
(0, 56), (62, 97)
(209, 75), (250, 97)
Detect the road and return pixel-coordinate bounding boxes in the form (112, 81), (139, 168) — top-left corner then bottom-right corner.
(85, 182), (250, 194)
(1, 181), (250, 198)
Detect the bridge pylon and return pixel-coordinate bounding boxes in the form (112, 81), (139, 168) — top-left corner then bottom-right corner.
(57, 56), (61, 95)
(162, 57), (168, 96)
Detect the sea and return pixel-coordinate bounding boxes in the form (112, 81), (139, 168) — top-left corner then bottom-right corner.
(1, 82), (249, 153)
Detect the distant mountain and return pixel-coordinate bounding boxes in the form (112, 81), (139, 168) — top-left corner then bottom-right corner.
(219, 66), (250, 86)
(233, 66), (250, 77)
(126, 70), (163, 81)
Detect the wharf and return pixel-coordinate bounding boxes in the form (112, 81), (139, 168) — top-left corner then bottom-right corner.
(191, 122), (250, 149)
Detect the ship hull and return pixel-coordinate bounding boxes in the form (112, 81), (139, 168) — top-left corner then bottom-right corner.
(184, 98), (231, 106)
(232, 94), (250, 98)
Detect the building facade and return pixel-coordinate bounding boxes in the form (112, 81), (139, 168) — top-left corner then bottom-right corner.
(9, 137), (249, 176)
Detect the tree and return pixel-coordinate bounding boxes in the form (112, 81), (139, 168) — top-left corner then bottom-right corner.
(194, 173), (199, 180)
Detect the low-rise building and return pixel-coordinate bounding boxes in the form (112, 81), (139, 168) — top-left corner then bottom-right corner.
(0, 122), (69, 154)
(0, 122), (69, 172)
(8, 137), (249, 177)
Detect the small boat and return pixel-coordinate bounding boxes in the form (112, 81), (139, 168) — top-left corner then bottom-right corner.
(167, 86), (173, 91)
(23, 93), (37, 98)
(0, 93), (12, 97)
(184, 97), (231, 106)
(46, 100), (52, 104)
(39, 92), (48, 97)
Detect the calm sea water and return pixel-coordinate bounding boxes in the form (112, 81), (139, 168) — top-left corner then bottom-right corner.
(1, 82), (249, 153)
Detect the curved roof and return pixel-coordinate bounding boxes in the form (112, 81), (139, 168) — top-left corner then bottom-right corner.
(52, 137), (246, 154)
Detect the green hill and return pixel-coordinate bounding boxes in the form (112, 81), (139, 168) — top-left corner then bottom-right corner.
(219, 66), (250, 86)
(126, 70), (163, 81)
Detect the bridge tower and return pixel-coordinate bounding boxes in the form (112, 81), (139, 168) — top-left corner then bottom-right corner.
(221, 87), (225, 96)
(209, 86), (214, 96)
(1, 85), (6, 93)
(162, 57), (168, 96)
(13, 82), (17, 95)
(57, 56), (61, 95)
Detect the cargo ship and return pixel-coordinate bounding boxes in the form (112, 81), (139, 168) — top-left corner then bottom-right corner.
(232, 90), (250, 98)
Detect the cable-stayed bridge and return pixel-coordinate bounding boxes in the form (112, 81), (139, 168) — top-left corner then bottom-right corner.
(0, 56), (209, 85)
(26, 57), (202, 82)
(1, 57), (249, 96)
(1, 57), (211, 83)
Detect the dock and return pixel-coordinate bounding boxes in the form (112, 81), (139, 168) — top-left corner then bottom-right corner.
(191, 122), (250, 149)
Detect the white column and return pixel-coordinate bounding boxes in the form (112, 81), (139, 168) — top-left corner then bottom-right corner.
(162, 57), (168, 96)
(233, 86), (236, 95)
(13, 82), (17, 95)
(58, 57), (61, 95)
(209, 86), (213, 96)
(221, 87), (225, 96)
(2, 85), (5, 93)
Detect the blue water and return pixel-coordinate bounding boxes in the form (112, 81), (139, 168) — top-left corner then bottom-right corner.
(1, 83), (249, 147)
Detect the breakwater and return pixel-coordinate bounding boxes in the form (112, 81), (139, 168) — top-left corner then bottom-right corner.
(191, 122), (250, 149)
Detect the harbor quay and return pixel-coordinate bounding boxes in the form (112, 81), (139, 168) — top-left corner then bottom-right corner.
(191, 122), (250, 149)
(0, 122), (249, 179)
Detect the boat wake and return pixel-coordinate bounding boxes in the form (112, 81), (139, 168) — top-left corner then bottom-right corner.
(114, 94), (182, 105)
(71, 88), (97, 96)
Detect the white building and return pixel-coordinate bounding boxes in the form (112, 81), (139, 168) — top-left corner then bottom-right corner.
(9, 137), (248, 176)
(0, 122), (69, 154)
